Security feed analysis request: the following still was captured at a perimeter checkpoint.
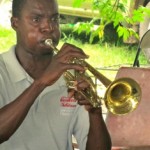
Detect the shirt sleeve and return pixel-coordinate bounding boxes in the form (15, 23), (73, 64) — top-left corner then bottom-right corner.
(0, 77), (7, 108)
(0, 70), (12, 108)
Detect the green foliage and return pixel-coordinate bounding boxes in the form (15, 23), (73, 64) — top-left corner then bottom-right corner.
(72, 0), (86, 7)
(73, 0), (150, 43)
(117, 26), (139, 41)
(0, 26), (16, 52)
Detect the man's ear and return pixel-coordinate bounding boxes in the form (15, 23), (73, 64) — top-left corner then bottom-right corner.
(11, 17), (19, 31)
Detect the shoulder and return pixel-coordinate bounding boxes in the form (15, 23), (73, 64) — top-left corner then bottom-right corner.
(0, 46), (17, 84)
(0, 47), (15, 73)
(0, 53), (7, 75)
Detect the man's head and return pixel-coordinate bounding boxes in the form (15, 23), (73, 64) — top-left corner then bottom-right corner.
(11, 0), (61, 55)
(12, 0), (26, 17)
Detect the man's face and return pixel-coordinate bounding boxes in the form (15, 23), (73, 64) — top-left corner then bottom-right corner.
(12, 0), (61, 54)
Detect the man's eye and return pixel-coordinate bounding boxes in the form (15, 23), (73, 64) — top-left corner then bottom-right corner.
(51, 16), (60, 22)
(32, 17), (40, 22)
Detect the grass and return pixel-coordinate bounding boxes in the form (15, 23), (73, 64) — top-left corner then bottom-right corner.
(0, 26), (149, 80)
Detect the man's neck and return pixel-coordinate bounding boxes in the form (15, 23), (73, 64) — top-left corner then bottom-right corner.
(15, 46), (53, 79)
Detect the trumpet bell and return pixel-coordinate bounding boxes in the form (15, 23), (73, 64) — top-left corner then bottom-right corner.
(104, 78), (141, 115)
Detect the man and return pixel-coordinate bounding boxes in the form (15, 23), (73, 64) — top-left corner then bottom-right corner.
(0, 0), (111, 149)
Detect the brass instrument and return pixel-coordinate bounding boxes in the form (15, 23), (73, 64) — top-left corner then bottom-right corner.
(45, 39), (141, 115)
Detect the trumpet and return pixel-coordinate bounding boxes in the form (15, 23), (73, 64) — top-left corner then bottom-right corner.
(45, 39), (141, 115)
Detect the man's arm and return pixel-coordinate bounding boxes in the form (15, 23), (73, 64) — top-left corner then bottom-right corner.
(0, 80), (46, 143)
(86, 108), (112, 150)
(75, 80), (112, 150)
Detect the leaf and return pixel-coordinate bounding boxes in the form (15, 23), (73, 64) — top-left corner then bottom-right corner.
(72, 0), (148, 43)
(73, 0), (85, 7)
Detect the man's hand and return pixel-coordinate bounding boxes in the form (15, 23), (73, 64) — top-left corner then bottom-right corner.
(37, 43), (89, 87)
(74, 77), (102, 114)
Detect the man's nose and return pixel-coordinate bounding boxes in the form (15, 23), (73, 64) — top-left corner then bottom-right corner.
(41, 19), (54, 33)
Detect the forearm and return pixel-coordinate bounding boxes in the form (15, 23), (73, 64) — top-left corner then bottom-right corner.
(86, 109), (112, 150)
(0, 80), (46, 143)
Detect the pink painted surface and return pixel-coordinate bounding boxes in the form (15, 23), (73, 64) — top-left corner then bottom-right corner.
(106, 67), (150, 148)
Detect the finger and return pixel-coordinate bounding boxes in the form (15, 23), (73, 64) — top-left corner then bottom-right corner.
(84, 105), (93, 111)
(78, 100), (91, 106)
(76, 80), (90, 90)
(74, 91), (95, 108)
(74, 90), (85, 99)
(62, 63), (86, 72)
(59, 43), (89, 59)
(61, 43), (86, 54)
(68, 89), (75, 98)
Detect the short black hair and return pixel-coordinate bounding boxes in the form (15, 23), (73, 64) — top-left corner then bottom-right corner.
(144, 0), (150, 6)
(12, 0), (27, 17)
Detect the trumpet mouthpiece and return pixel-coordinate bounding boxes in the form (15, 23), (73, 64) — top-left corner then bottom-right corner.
(45, 39), (53, 47)
(44, 39), (59, 53)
